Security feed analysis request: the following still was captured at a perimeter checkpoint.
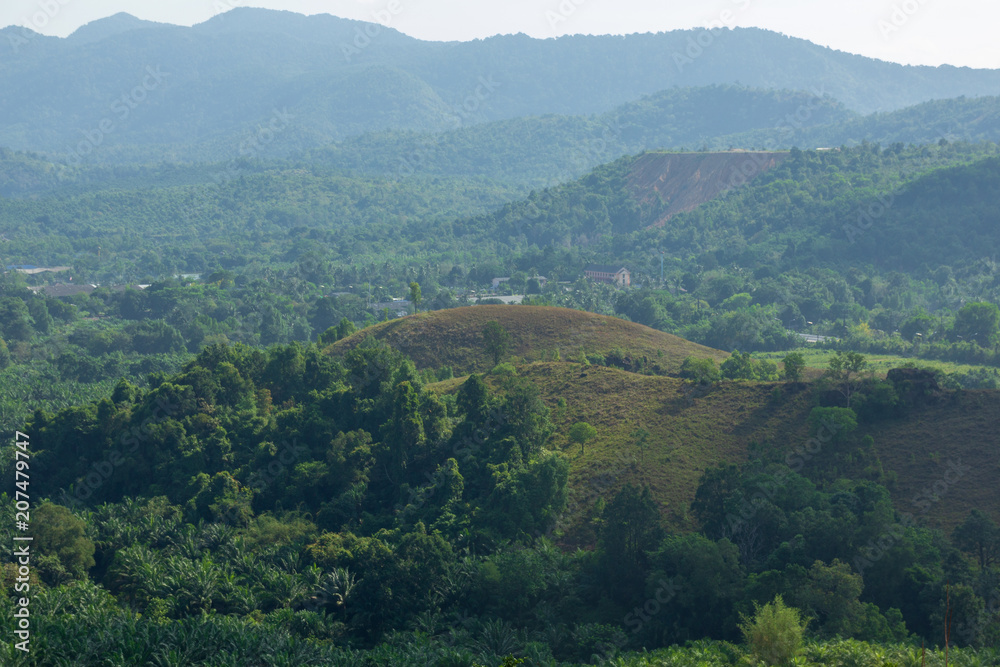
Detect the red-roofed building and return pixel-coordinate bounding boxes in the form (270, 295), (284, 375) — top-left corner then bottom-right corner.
(584, 264), (630, 287)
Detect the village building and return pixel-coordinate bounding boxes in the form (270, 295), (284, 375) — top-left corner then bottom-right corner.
(583, 264), (630, 287)
(371, 299), (411, 317)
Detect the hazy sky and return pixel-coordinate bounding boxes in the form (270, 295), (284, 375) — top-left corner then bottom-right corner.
(2, 0), (997, 69)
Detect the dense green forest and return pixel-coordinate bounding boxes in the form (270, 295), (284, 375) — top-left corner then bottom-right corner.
(2, 337), (999, 664)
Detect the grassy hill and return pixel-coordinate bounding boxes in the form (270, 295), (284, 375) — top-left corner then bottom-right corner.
(331, 305), (999, 545)
(328, 305), (729, 374)
(506, 363), (810, 545)
(430, 360), (1000, 549)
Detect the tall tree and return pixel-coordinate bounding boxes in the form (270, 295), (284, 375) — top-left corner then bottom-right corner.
(409, 282), (422, 313)
(568, 421), (597, 454)
(380, 381), (425, 485)
(598, 483), (664, 603)
(952, 509), (1000, 569)
(953, 302), (1000, 346)
(482, 320), (512, 367)
(30, 503), (96, 583)
(825, 351), (868, 407)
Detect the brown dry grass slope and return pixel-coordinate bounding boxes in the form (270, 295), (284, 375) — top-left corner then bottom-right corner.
(431, 362), (1000, 548)
(861, 390), (1000, 535)
(512, 363), (813, 547)
(328, 305), (728, 374)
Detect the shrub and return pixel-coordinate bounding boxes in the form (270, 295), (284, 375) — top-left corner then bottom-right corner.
(680, 356), (721, 384)
(739, 595), (807, 666)
(721, 351), (781, 381)
(30, 503), (96, 583)
(781, 352), (805, 382)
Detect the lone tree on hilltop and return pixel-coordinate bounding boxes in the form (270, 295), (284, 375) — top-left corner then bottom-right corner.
(482, 320), (511, 367)
(409, 282), (422, 313)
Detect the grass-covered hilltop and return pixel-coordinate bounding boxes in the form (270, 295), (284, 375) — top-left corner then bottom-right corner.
(2, 7), (1000, 666)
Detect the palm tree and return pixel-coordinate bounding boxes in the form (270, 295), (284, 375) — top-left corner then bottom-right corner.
(320, 567), (357, 611)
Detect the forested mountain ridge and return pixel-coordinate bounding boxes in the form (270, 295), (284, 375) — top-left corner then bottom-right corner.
(4, 87), (999, 201)
(720, 94), (1000, 152)
(3, 8), (1000, 160)
(309, 85), (848, 189)
(0, 86), (847, 197)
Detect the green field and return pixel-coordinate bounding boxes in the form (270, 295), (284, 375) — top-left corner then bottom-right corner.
(758, 347), (1000, 378)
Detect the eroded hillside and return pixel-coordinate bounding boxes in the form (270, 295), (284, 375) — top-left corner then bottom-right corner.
(628, 150), (790, 227)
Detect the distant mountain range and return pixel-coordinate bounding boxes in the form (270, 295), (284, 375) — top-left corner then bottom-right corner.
(2, 8), (1000, 164)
